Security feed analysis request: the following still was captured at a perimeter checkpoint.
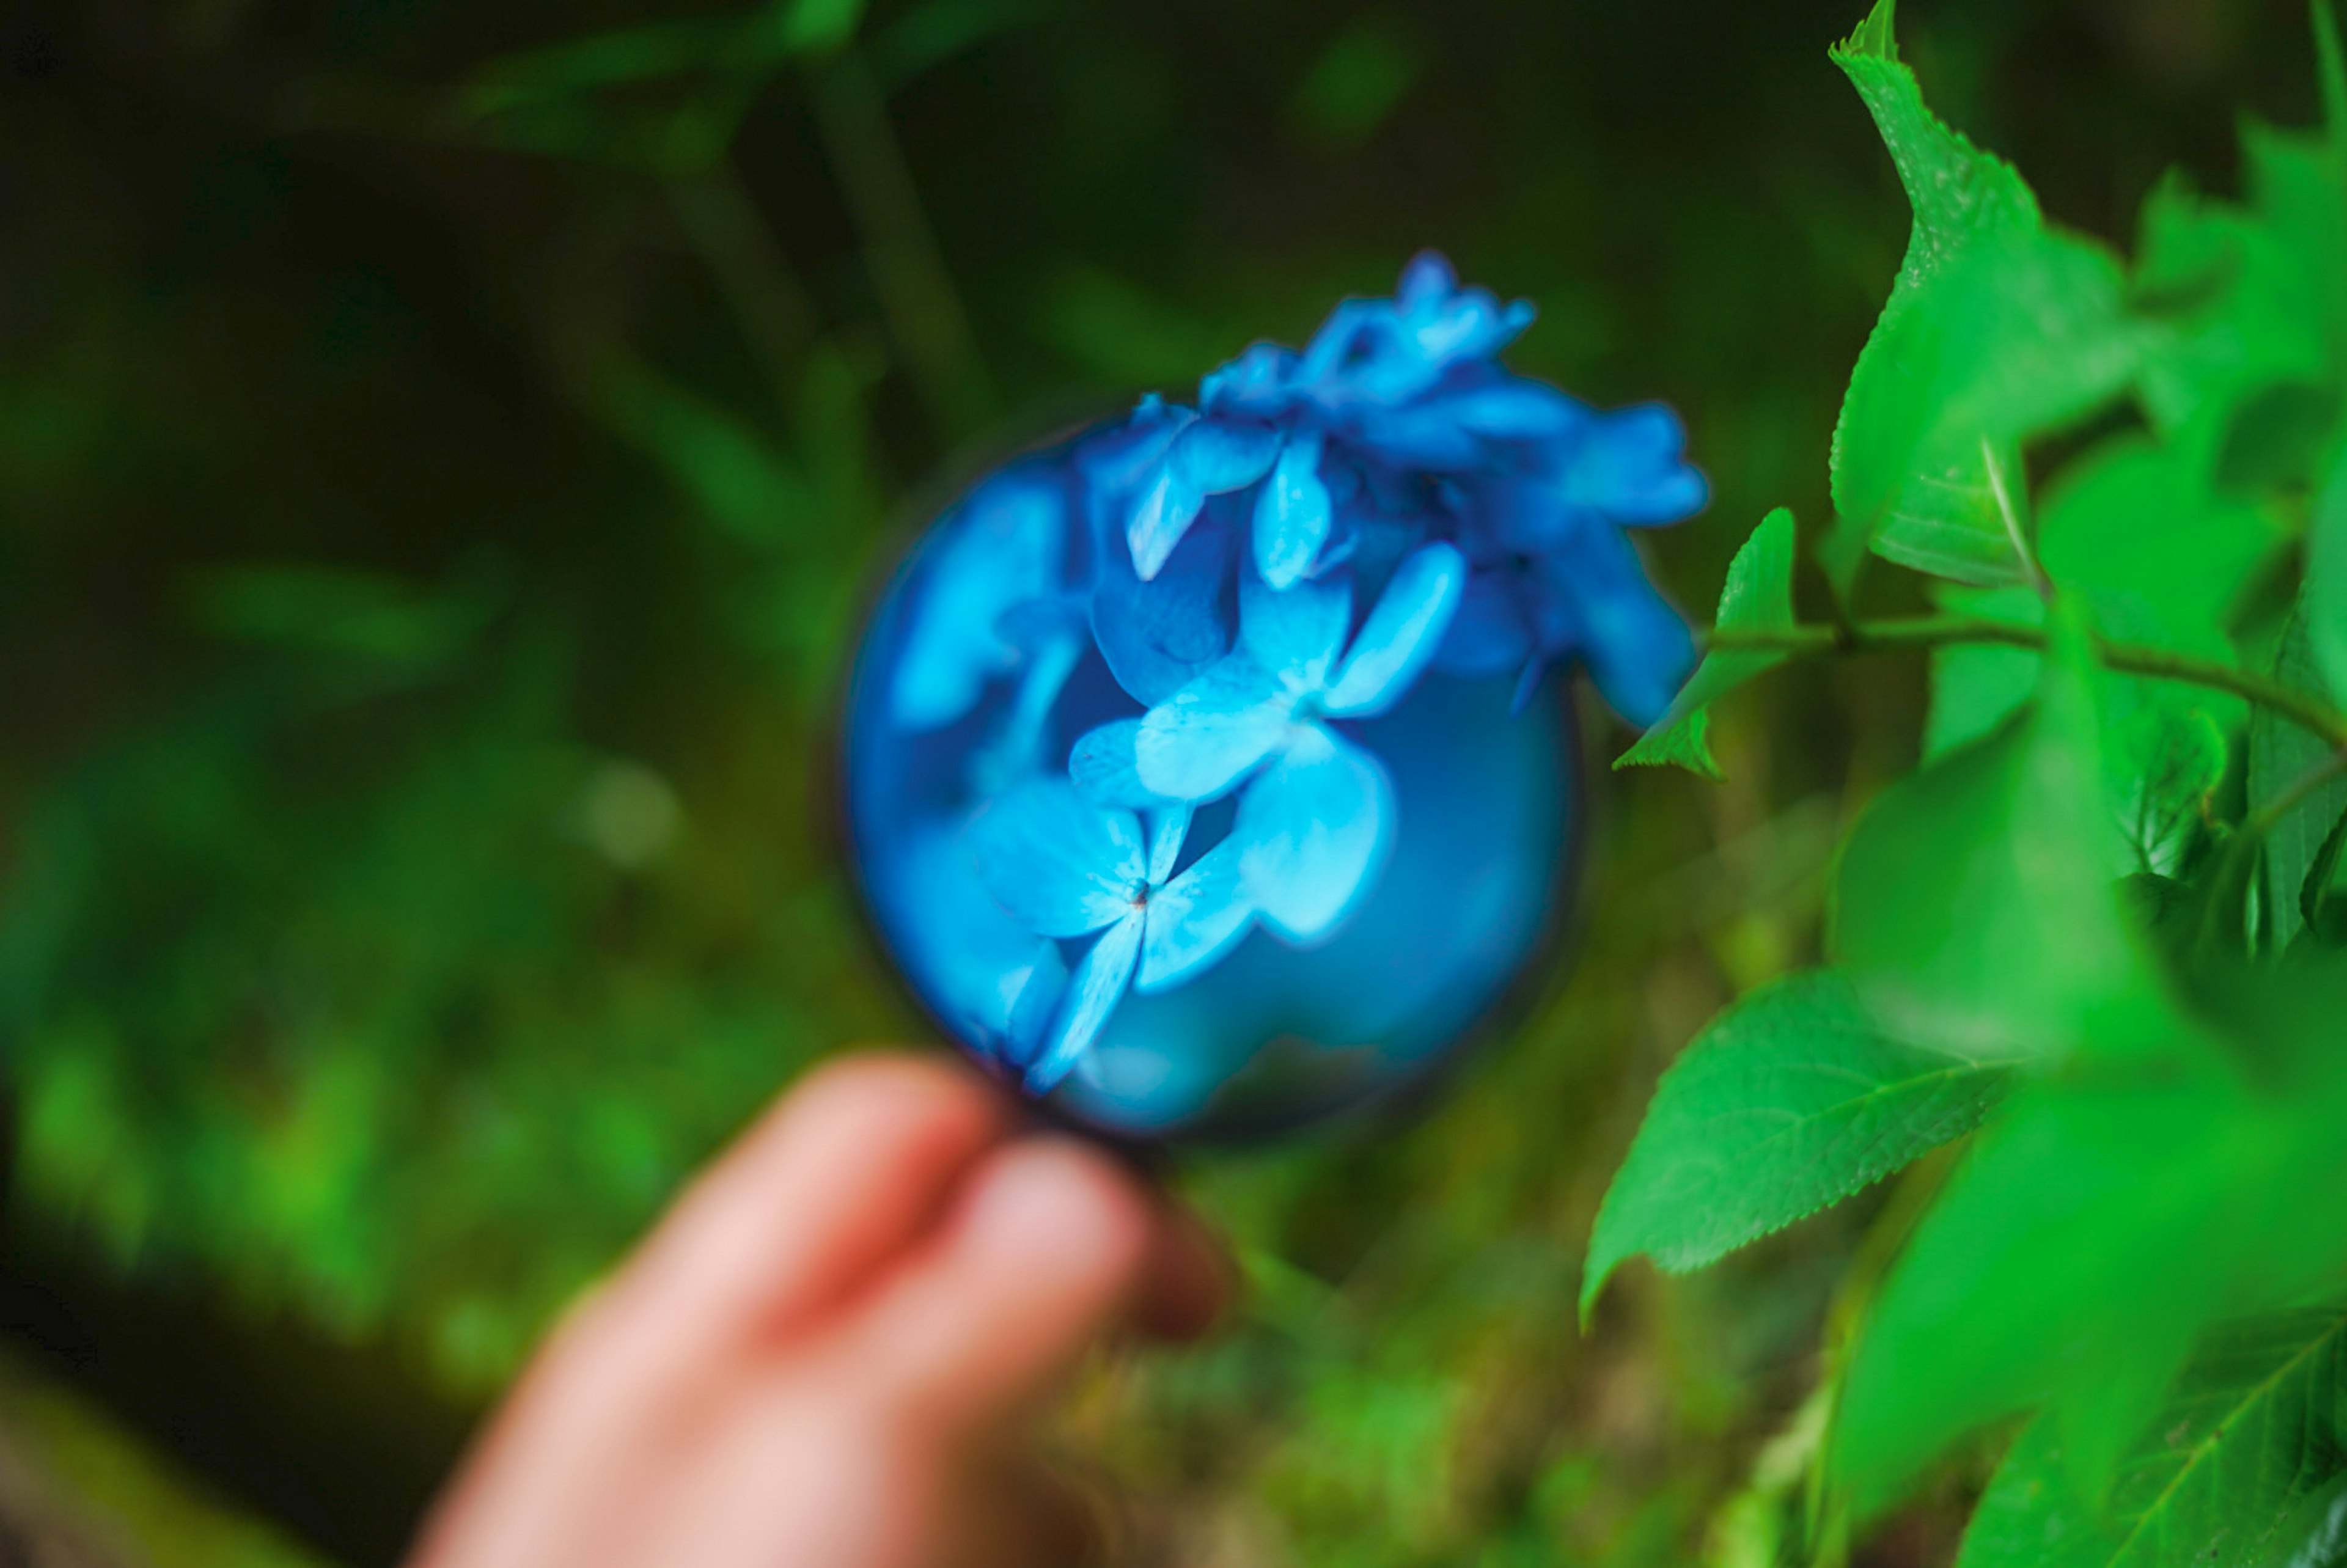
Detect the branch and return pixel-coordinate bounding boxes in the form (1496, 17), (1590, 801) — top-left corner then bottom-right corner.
(1703, 617), (2347, 753)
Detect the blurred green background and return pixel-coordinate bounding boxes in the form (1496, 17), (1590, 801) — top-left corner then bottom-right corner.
(0, 1), (2328, 1563)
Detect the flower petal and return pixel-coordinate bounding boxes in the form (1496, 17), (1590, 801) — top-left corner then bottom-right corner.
(889, 473), (1063, 730)
(1068, 720), (1169, 809)
(1137, 840), (1255, 993)
(1252, 429), (1334, 590)
(1432, 567), (1535, 678)
(1565, 403), (1708, 526)
(1344, 403), (1486, 469)
(999, 944), (1070, 1071)
(1172, 416), (1283, 494)
(1234, 725), (1395, 943)
(1134, 654), (1292, 801)
(1128, 465), (1206, 581)
(1323, 542), (1467, 718)
(1443, 379), (1587, 441)
(1238, 566), (1351, 688)
(1025, 913), (1143, 1094)
(1200, 342), (1301, 416)
(1532, 533), (1697, 728)
(966, 778), (1145, 937)
(1092, 507), (1236, 705)
(1396, 251), (1458, 310)
(1146, 805), (1192, 885)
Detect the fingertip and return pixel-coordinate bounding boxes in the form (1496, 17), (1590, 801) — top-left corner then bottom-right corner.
(836, 1136), (1163, 1433)
(956, 1137), (1160, 1305)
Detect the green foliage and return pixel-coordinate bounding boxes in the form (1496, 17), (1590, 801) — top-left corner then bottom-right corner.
(1581, 970), (2008, 1322)
(1956, 1306), (2347, 1568)
(2253, 607), (2347, 952)
(1833, 604), (2167, 1063)
(1822, 0), (2143, 595)
(1619, 507), (1798, 780)
(1591, 4), (2347, 1565)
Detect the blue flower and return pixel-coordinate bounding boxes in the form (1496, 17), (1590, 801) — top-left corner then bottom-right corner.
(889, 467), (1070, 730)
(1074, 541), (1466, 943)
(1090, 254), (1706, 726)
(1433, 399), (1708, 725)
(1108, 255), (1544, 592)
(859, 253), (1705, 1107)
(965, 778), (1253, 1092)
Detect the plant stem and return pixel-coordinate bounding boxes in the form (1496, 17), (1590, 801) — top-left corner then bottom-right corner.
(1704, 617), (2347, 752)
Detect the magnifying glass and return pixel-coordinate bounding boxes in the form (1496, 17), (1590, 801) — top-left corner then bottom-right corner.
(843, 254), (1704, 1143)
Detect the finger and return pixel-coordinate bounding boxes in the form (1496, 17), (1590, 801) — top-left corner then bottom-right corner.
(410, 1053), (1008, 1568)
(823, 1136), (1162, 1438)
(603, 1050), (1011, 1357)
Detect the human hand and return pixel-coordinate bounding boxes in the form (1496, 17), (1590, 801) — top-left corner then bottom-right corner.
(407, 1052), (1228, 1568)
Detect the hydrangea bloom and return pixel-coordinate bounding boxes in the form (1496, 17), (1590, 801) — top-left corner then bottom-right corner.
(845, 255), (1705, 1138)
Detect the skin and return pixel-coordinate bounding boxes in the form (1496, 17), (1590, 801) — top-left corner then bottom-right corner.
(408, 1052), (1228, 1568)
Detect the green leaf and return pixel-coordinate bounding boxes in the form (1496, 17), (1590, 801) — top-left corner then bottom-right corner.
(1581, 970), (2010, 1324)
(2308, 451), (2347, 706)
(2240, 119), (2347, 379)
(1923, 585), (2042, 760)
(1956, 1306), (2347, 1568)
(1834, 601), (2164, 1061)
(1619, 507), (1798, 780)
(2038, 436), (2287, 654)
(2250, 604), (2347, 952)
(1828, 1057), (2347, 1517)
(2134, 175), (2338, 455)
(1924, 435), (2260, 871)
(1823, 7), (2142, 594)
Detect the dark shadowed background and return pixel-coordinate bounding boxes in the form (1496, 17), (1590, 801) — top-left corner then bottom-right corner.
(0, 1), (2324, 1563)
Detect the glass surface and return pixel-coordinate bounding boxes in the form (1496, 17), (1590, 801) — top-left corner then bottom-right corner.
(843, 438), (1579, 1141)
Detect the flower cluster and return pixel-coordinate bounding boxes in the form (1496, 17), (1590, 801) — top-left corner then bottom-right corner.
(867, 254), (1705, 1097)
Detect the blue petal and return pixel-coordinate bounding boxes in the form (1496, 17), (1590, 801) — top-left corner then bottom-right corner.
(1533, 533), (1697, 728)
(1134, 654), (1293, 801)
(1172, 416), (1283, 494)
(1432, 567), (1535, 678)
(1127, 464), (1205, 581)
(1253, 429), (1334, 589)
(1092, 507), (1235, 705)
(1397, 251), (1458, 310)
(1238, 566), (1351, 688)
(966, 779), (1145, 937)
(889, 474), (1063, 730)
(1443, 379), (1587, 441)
(1145, 805), (1192, 885)
(1136, 840), (1255, 993)
(1298, 301), (1378, 386)
(1233, 725), (1395, 943)
(1068, 720), (1170, 809)
(1078, 395), (1194, 494)
(1025, 913), (1143, 1093)
(1567, 403), (1708, 526)
(1344, 403), (1487, 469)
(1322, 541), (1467, 718)
(1485, 475), (1592, 554)
(998, 944), (1069, 1071)
(1200, 342), (1302, 416)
